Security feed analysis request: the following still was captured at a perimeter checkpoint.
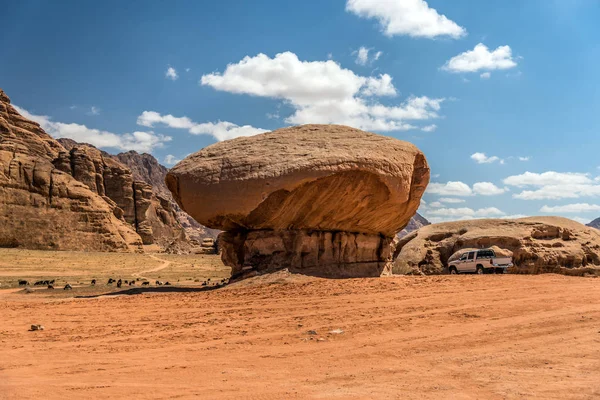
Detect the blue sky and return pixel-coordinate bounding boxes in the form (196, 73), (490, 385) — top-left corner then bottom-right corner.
(2, 0), (600, 224)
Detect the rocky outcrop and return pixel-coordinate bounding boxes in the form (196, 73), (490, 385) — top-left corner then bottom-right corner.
(110, 150), (221, 241)
(167, 124), (429, 279)
(394, 217), (600, 276)
(56, 139), (190, 250)
(398, 212), (430, 238)
(0, 88), (142, 251)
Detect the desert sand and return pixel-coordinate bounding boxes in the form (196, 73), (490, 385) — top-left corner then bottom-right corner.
(2, 268), (599, 399)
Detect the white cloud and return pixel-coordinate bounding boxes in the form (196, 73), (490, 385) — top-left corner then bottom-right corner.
(473, 182), (508, 196)
(429, 201), (443, 208)
(471, 152), (503, 164)
(425, 206), (505, 223)
(571, 216), (590, 225)
(421, 124), (437, 132)
(540, 203), (600, 213)
(513, 184), (600, 200)
(504, 171), (599, 200)
(87, 106), (100, 116)
(353, 47), (383, 66)
(346, 0), (466, 39)
(163, 154), (182, 166)
(185, 68), (191, 73)
(200, 51), (443, 132)
(519, 156), (530, 161)
(499, 214), (528, 220)
(14, 105), (171, 153)
(426, 181), (473, 197)
(480, 72), (491, 79)
(355, 47), (369, 65)
(442, 43), (517, 73)
(439, 197), (465, 204)
(166, 66), (178, 80)
(503, 171), (592, 187)
(137, 111), (268, 141)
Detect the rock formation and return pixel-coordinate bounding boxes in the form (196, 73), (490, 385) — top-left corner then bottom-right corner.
(110, 150), (221, 241)
(394, 217), (600, 276)
(56, 139), (190, 251)
(167, 124), (430, 279)
(0, 88), (142, 251)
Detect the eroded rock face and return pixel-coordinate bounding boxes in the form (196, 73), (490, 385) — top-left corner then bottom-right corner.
(394, 217), (600, 276)
(0, 89), (142, 251)
(111, 150), (221, 242)
(56, 139), (190, 250)
(167, 124), (429, 279)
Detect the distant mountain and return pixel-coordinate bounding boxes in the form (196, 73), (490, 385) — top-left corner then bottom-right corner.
(397, 212), (430, 238)
(587, 218), (600, 229)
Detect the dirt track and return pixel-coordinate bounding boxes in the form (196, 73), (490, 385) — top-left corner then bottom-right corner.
(1, 274), (600, 399)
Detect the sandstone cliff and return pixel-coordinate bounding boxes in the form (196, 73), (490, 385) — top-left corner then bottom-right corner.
(0, 89), (142, 251)
(394, 217), (600, 276)
(56, 139), (191, 251)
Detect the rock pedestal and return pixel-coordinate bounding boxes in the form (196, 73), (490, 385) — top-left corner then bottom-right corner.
(219, 230), (397, 279)
(166, 124), (429, 279)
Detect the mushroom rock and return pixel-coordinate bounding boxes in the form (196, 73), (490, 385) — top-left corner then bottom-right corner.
(166, 124), (430, 279)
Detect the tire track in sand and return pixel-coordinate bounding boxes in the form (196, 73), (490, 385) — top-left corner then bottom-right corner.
(132, 254), (172, 280)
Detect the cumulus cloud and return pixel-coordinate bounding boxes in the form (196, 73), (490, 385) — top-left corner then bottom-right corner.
(163, 154), (182, 166)
(473, 182), (508, 196)
(14, 105), (171, 153)
(503, 171), (592, 187)
(353, 47), (383, 66)
(346, 0), (466, 39)
(426, 181), (473, 196)
(137, 111), (268, 141)
(471, 152), (503, 164)
(166, 66), (178, 80)
(571, 216), (591, 225)
(518, 156), (530, 161)
(480, 72), (491, 79)
(425, 206), (505, 223)
(200, 52), (443, 132)
(87, 106), (101, 116)
(504, 171), (600, 200)
(439, 197), (465, 204)
(421, 124), (437, 132)
(513, 185), (600, 200)
(540, 203), (600, 213)
(442, 43), (517, 73)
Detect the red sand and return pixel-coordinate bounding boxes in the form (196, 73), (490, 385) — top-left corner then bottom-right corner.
(1, 273), (600, 399)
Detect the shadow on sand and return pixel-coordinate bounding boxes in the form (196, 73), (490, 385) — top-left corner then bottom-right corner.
(75, 285), (224, 298)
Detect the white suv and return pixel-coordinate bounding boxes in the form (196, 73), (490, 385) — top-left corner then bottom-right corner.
(448, 248), (513, 274)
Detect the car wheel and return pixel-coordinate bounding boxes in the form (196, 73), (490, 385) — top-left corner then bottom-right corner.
(449, 267), (458, 275)
(476, 266), (484, 275)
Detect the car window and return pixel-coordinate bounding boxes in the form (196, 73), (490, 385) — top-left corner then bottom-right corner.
(459, 253), (467, 261)
(468, 252), (475, 260)
(477, 250), (493, 259)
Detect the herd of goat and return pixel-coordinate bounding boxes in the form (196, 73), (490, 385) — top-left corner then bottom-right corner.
(17, 277), (228, 290)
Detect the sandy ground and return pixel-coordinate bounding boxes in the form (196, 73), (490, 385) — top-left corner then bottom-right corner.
(1, 273), (599, 399)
